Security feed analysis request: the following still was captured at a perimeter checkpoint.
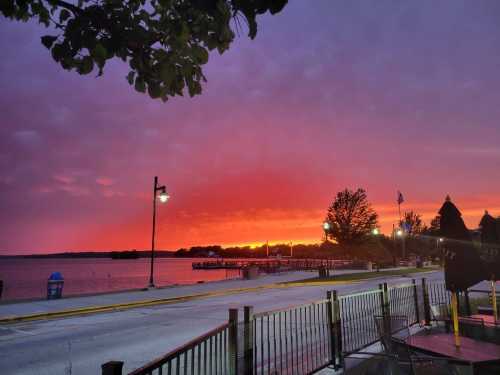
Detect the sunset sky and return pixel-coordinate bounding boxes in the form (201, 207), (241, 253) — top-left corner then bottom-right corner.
(1, 1), (500, 254)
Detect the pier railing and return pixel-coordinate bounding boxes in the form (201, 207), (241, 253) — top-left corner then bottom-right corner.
(105, 278), (449, 375)
(192, 259), (362, 273)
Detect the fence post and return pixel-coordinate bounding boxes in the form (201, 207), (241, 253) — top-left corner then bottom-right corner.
(422, 278), (431, 326)
(381, 282), (390, 317)
(243, 306), (254, 375)
(378, 283), (385, 317)
(464, 291), (471, 316)
(229, 308), (239, 375)
(379, 283), (391, 351)
(326, 291), (337, 368)
(331, 290), (342, 370)
(412, 279), (420, 323)
(101, 361), (123, 375)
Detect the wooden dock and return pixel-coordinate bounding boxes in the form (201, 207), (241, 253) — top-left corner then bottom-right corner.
(192, 259), (356, 272)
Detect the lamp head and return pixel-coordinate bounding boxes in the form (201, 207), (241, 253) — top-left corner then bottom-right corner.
(323, 222), (330, 231)
(372, 228), (379, 235)
(158, 190), (170, 203)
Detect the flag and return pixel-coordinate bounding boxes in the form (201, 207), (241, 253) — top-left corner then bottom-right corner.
(397, 191), (404, 205)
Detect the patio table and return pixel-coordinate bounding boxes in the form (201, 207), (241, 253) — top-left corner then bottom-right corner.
(468, 314), (499, 327)
(405, 332), (500, 374)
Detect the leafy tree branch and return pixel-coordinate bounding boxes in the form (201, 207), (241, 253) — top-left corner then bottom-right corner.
(1, 0), (288, 101)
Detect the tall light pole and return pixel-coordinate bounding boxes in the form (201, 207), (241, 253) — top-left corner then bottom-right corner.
(396, 228), (405, 259)
(323, 222), (330, 241)
(149, 176), (170, 288)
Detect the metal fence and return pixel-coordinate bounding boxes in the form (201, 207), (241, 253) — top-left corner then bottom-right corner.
(388, 281), (421, 325)
(116, 278), (451, 375)
(339, 289), (384, 354)
(128, 323), (232, 375)
(251, 300), (332, 375)
(427, 280), (450, 306)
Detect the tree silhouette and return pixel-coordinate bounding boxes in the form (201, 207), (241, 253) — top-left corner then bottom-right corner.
(399, 210), (425, 235)
(0, 0), (288, 101)
(426, 215), (441, 236)
(324, 188), (378, 247)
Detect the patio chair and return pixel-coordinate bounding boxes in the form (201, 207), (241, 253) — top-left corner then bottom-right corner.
(343, 351), (457, 375)
(430, 303), (451, 331)
(374, 315), (457, 375)
(374, 315), (411, 350)
(459, 316), (500, 344)
(343, 352), (410, 375)
(374, 315), (414, 373)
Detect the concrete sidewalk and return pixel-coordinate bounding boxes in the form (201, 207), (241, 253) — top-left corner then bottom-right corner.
(0, 269), (334, 322)
(0, 267), (430, 323)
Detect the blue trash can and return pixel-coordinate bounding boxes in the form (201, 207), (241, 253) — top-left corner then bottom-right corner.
(47, 272), (64, 299)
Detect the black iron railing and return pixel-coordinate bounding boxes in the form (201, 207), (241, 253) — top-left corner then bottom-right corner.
(388, 281), (421, 325)
(108, 277), (453, 375)
(339, 289), (384, 354)
(128, 322), (232, 375)
(251, 300), (332, 375)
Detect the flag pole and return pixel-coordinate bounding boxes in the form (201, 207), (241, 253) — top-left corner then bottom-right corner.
(397, 191), (403, 223)
(451, 291), (461, 348)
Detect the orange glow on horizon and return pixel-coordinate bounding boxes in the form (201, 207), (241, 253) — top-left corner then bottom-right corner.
(67, 200), (500, 253)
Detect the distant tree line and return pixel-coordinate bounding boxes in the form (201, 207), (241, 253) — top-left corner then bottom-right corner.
(12, 189), (494, 263)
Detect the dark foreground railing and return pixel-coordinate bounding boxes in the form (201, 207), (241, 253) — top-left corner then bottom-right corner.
(251, 299), (333, 374)
(128, 322), (233, 375)
(103, 278), (453, 375)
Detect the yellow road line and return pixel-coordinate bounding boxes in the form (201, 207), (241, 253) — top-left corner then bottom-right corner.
(0, 270), (436, 324)
(0, 281), (351, 324)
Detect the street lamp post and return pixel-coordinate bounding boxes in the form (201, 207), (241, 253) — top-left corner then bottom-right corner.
(323, 222), (330, 241)
(436, 237), (444, 253)
(149, 176), (170, 288)
(396, 228), (405, 259)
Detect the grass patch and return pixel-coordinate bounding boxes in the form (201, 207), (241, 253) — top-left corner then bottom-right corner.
(281, 267), (438, 285)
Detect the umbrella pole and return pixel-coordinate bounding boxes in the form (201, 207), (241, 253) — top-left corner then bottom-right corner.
(492, 279), (498, 321)
(451, 291), (460, 348)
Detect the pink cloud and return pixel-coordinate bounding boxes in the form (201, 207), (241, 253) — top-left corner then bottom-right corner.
(96, 177), (114, 186)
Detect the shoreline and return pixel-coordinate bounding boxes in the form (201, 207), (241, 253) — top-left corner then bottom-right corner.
(0, 268), (438, 324)
(0, 270), (246, 305)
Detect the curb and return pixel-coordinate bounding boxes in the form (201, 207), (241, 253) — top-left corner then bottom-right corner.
(0, 280), (354, 324)
(0, 269), (438, 324)
(0, 288), (251, 325)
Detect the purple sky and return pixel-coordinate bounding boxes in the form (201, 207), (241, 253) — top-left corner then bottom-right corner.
(1, 1), (500, 254)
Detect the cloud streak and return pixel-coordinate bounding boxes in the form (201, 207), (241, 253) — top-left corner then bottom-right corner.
(1, 1), (500, 253)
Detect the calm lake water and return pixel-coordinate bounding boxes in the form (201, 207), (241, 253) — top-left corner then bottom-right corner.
(0, 258), (241, 301)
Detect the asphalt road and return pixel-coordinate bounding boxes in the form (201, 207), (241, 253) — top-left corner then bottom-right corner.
(0, 270), (444, 375)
